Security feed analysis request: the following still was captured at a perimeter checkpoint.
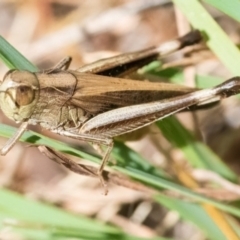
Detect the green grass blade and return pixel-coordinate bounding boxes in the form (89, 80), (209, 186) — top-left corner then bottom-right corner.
(155, 194), (227, 240)
(117, 168), (240, 218)
(0, 189), (173, 240)
(0, 36), (38, 71)
(203, 0), (240, 22)
(0, 123), (101, 164)
(0, 188), (116, 231)
(172, 0), (240, 76)
(156, 116), (237, 181)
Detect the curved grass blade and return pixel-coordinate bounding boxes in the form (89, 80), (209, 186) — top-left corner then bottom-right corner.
(0, 36), (37, 71)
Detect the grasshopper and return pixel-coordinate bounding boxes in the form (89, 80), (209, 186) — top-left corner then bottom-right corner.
(0, 30), (240, 192)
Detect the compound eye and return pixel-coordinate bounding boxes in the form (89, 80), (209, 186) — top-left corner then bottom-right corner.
(15, 85), (35, 106)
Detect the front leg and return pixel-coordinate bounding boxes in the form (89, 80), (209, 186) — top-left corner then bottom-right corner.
(0, 122), (29, 155)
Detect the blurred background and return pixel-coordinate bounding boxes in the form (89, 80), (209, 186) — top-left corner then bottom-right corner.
(1, 0), (240, 239)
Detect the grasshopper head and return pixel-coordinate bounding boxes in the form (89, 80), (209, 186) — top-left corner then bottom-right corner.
(0, 70), (39, 123)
